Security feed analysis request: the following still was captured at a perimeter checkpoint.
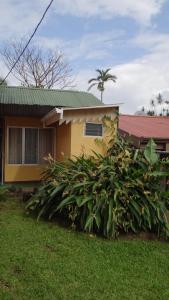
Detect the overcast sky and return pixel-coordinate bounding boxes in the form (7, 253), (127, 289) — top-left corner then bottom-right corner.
(0, 0), (169, 113)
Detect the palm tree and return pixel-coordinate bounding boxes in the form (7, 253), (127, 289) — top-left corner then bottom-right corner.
(156, 93), (163, 115)
(88, 69), (117, 102)
(150, 99), (156, 115)
(147, 110), (155, 116)
(165, 100), (169, 116)
(162, 107), (166, 116)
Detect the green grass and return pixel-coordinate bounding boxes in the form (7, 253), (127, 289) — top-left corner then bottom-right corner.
(0, 198), (169, 300)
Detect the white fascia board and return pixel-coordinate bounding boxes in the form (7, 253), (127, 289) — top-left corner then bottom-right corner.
(62, 104), (122, 111)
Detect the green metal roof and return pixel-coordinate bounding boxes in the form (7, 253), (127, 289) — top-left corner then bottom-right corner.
(0, 86), (103, 108)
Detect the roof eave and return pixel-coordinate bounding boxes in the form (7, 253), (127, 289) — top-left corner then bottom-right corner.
(42, 104), (119, 126)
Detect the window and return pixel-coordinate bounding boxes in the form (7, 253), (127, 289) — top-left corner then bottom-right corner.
(25, 128), (38, 164)
(8, 127), (53, 165)
(8, 128), (22, 164)
(85, 123), (103, 137)
(39, 129), (53, 164)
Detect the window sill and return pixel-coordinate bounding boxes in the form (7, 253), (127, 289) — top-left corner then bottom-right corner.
(6, 164), (45, 166)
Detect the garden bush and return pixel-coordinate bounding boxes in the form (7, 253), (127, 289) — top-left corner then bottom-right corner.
(27, 133), (169, 239)
(0, 186), (8, 202)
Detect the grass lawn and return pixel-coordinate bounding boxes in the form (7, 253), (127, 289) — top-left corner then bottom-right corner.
(0, 198), (169, 300)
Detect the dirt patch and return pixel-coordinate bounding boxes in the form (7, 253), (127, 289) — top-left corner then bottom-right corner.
(0, 278), (12, 290)
(43, 244), (57, 253)
(118, 231), (168, 241)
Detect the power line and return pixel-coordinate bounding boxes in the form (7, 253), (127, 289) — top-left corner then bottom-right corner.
(0, 0), (54, 86)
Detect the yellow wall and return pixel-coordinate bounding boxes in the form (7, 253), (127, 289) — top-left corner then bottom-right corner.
(5, 165), (43, 182)
(166, 143), (169, 151)
(4, 116), (45, 182)
(55, 120), (115, 160)
(70, 122), (103, 157)
(55, 123), (71, 160)
(68, 108), (118, 157)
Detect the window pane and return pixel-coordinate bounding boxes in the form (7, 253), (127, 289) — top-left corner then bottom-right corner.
(25, 128), (38, 164)
(39, 129), (53, 164)
(8, 128), (22, 164)
(85, 123), (103, 136)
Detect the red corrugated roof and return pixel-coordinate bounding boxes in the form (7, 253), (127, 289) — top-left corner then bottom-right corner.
(119, 115), (169, 139)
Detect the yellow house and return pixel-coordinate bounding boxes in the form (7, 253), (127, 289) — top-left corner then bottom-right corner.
(0, 86), (119, 183)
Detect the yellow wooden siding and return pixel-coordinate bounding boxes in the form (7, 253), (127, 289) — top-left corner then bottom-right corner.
(4, 165), (43, 182)
(55, 121), (112, 160)
(55, 123), (71, 160)
(70, 122), (103, 157)
(166, 143), (169, 151)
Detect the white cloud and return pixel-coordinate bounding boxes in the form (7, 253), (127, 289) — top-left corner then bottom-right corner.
(36, 29), (125, 62)
(0, 0), (166, 41)
(133, 31), (169, 52)
(0, 0), (50, 39)
(0, 0), (164, 41)
(75, 31), (169, 114)
(54, 0), (166, 25)
(0, 60), (17, 85)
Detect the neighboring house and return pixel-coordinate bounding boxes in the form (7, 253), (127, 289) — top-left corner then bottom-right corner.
(119, 115), (169, 151)
(0, 86), (119, 184)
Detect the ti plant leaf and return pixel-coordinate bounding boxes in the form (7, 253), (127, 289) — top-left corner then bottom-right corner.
(144, 139), (159, 165)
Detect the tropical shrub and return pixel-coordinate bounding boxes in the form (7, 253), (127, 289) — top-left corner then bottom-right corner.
(27, 136), (169, 239)
(0, 186), (8, 202)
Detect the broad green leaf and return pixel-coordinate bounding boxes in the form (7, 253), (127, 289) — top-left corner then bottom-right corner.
(57, 196), (75, 210)
(77, 196), (92, 207)
(95, 211), (101, 228)
(144, 139), (159, 165)
(84, 215), (94, 231)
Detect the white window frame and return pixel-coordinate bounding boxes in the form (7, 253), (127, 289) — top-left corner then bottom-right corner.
(84, 122), (103, 138)
(7, 126), (54, 166)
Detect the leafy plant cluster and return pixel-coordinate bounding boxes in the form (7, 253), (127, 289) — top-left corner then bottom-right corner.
(27, 135), (169, 239)
(0, 186), (8, 202)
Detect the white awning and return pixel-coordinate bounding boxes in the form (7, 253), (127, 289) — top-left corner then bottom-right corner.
(42, 104), (120, 126)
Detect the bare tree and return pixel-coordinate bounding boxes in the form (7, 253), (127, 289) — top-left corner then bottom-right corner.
(1, 40), (73, 89)
(0, 77), (7, 86)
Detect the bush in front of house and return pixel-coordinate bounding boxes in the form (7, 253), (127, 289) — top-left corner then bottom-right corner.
(26, 136), (169, 239)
